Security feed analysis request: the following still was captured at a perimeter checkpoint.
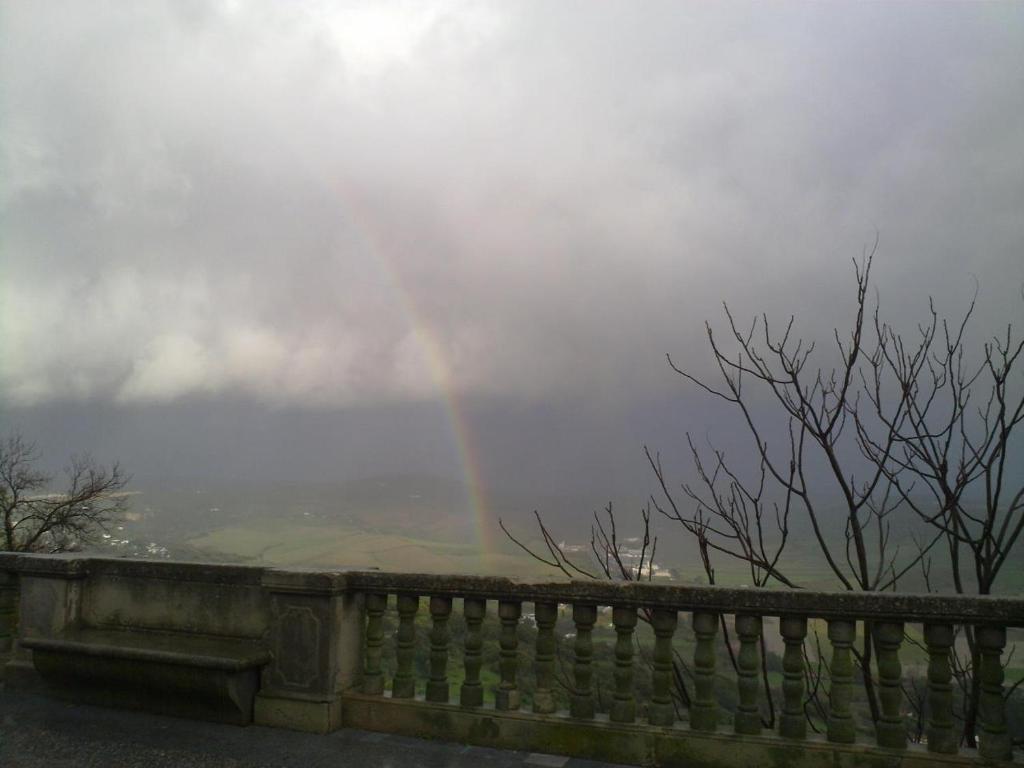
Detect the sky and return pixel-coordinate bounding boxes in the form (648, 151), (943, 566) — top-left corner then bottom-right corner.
(1, 1), (1022, 503)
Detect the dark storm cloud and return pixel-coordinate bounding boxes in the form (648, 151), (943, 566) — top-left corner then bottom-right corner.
(2, 1), (1022, 410)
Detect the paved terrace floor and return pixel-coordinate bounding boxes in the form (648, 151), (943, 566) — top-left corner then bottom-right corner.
(0, 688), (631, 768)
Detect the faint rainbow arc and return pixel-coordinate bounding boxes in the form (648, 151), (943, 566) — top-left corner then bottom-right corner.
(326, 182), (497, 558)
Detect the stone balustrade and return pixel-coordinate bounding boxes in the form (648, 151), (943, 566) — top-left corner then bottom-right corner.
(1, 553), (1021, 767)
(344, 571), (1023, 766)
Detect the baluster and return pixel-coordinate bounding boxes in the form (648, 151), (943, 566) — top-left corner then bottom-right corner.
(495, 599), (521, 710)
(977, 625), (1012, 761)
(610, 605), (637, 723)
(363, 592), (388, 695)
(827, 619), (856, 744)
(426, 595), (452, 702)
(649, 608), (678, 726)
(779, 616), (807, 739)
(0, 573), (16, 655)
(735, 614), (763, 735)
(570, 603), (597, 719)
(690, 611), (718, 732)
(460, 597), (486, 707)
(874, 621), (906, 749)
(924, 623), (956, 754)
(392, 593), (419, 698)
(533, 601), (558, 714)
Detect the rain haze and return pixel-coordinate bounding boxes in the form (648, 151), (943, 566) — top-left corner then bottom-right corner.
(1, 2), (1022, 577)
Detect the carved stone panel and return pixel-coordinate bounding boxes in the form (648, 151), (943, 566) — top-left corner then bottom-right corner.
(270, 600), (324, 692)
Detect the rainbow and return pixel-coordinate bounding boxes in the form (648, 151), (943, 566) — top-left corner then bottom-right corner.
(327, 182), (497, 558)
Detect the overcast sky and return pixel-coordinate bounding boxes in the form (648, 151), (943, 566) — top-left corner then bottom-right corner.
(2, 2), (1022, 496)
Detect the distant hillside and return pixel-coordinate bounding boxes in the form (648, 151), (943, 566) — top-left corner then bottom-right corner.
(80, 476), (1024, 590)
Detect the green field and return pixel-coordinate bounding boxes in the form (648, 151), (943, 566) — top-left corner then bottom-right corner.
(188, 519), (553, 576)
(107, 477), (1024, 592)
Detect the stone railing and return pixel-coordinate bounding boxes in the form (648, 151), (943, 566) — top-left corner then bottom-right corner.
(344, 572), (1024, 767)
(1, 553), (1021, 767)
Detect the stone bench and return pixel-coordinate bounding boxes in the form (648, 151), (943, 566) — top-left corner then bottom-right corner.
(1, 553), (273, 726)
(22, 627), (270, 725)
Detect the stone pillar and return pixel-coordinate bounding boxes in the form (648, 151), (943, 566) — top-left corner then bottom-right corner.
(690, 611), (719, 732)
(778, 615), (807, 740)
(392, 594), (420, 698)
(610, 605), (637, 723)
(254, 570), (362, 734)
(460, 597), (486, 707)
(0, 567), (19, 682)
(362, 593), (388, 695)
(532, 601), (558, 714)
(0, 569), (18, 652)
(4, 554), (87, 689)
(494, 599), (522, 711)
(874, 621), (906, 750)
(734, 614), (763, 736)
(924, 623), (956, 754)
(425, 595), (453, 703)
(977, 625), (1012, 761)
(648, 608), (677, 727)
(570, 603), (597, 719)
(826, 619), (857, 744)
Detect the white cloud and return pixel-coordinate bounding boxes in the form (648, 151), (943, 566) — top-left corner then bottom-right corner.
(119, 334), (213, 402)
(1, 1), (1021, 409)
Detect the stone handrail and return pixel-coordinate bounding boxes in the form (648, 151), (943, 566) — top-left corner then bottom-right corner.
(345, 570), (1024, 625)
(1, 553), (1021, 766)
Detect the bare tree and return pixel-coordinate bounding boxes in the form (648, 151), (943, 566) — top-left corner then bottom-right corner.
(661, 245), (925, 722)
(663, 250), (1022, 740)
(858, 289), (1024, 597)
(0, 432), (130, 553)
(502, 246), (1022, 744)
(856, 287), (1024, 745)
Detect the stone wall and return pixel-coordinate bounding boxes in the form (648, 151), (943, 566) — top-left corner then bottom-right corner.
(1, 553), (1021, 766)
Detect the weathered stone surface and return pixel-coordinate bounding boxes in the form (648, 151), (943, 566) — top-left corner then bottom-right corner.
(690, 611), (719, 732)
(495, 599), (521, 711)
(83, 573), (268, 638)
(256, 574), (363, 732)
(426, 595), (453, 703)
(533, 601), (558, 715)
(29, 644), (262, 724)
(925, 623), (957, 754)
(826, 619), (856, 745)
(89, 556), (264, 585)
(262, 567), (350, 594)
(978, 625), (1012, 761)
(8, 554), (273, 726)
(778, 615), (807, 741)
(363, 592), (388, 695)
(0, 570), (18, 658)
(648, 608), (677, 727)
(5, 554), (1024, 627)
(22, 628), (269, 670)
(4, 553), (1023, 764)
(460, 597), (486, 708)
(253, 690), (343, 733)
(17, 571), (83, 640)
(570, 603), (597, 720)
(392, 593), (420, 699)
(0, 552), (88, 578)
(344, 693), (1002, 768)
(609, 606), (637, 724)
(874, 621), (906, 750)
(344, 570), (1024, 626)
(734, 613), (762, 736)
